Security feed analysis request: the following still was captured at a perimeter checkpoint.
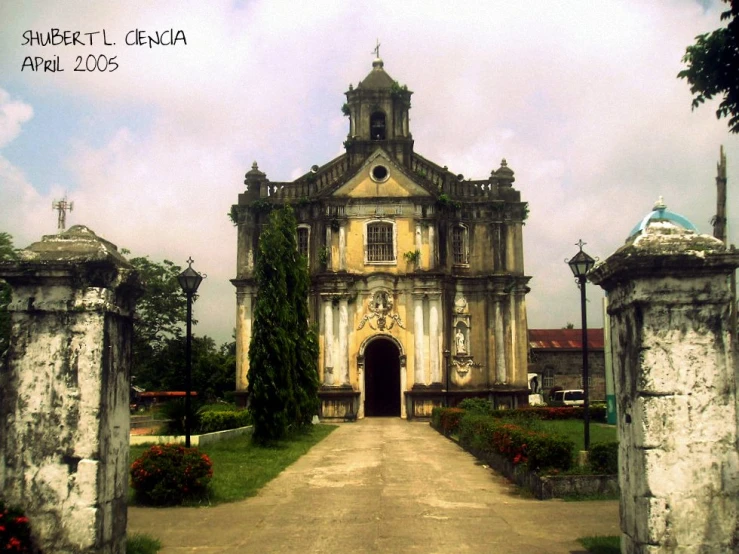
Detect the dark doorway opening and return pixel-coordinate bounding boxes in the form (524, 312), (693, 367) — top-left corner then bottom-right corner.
(364, 338), (401, 416)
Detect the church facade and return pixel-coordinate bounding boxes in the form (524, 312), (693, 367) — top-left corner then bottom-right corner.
(232, 58), (531, 419)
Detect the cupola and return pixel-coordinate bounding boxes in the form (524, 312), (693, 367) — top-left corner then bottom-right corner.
(344, 55), (414, 167)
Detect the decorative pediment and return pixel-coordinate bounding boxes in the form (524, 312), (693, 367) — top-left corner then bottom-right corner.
(331, 149), (431, 199)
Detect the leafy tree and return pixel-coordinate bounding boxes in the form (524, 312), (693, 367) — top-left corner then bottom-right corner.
(248, 206), (319, 443)
(126, 255), (188, 389)
(678, 0), (739, 132)
(0, 232), (18, 356)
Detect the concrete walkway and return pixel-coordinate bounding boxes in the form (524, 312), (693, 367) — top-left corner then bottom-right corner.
(128, 419), (619, 553)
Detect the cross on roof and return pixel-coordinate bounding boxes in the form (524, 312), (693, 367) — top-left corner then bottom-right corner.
(372, 39), (381, 59)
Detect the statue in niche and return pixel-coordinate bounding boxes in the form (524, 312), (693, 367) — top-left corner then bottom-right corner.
(455, 328), (467, 354)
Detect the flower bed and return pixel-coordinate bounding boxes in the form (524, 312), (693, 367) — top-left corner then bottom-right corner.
(431, 406), (618, 499)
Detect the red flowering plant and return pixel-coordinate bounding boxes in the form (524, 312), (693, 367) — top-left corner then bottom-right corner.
(130, 444), (213, 505)
(0, 501), (38, 553)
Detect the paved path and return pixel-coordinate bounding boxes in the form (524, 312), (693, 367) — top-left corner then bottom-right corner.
(128, 419), (619, 553)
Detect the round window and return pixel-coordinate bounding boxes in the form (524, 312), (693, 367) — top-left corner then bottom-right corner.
(371, 164), (389, 182)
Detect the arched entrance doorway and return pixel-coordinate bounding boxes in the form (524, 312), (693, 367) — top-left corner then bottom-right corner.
(364, 338), (401, 416)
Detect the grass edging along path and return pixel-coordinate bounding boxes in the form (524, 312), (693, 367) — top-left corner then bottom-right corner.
(578, 535), (620, 553)
(129, 424), (337, 506)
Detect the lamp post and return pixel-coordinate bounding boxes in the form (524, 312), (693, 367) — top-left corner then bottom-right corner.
(566, 240), (595, 451)
(443, 350), (451, 407)
(177, 257), (204, 448)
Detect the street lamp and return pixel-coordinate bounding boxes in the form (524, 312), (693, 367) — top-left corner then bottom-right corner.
(443, 350), (451, 407)
(177, 257), (204, 448)
(566, 240), (595, 451)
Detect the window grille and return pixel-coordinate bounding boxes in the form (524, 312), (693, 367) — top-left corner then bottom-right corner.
(297, 227), (309, 260)
(367, 222), (394, 262)
(452, 225), (468, 264)
(543, 373), (554, 388)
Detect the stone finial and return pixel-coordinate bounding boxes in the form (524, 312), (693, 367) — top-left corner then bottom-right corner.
(244, 161), (267, 192)
(653, 196), (666, 211)
(494, 158), (515, 186)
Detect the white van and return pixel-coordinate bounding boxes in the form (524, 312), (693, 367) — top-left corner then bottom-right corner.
(551, 389), (585, 406)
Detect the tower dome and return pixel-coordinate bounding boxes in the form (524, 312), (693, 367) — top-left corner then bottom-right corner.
(627, 196), (698, 240)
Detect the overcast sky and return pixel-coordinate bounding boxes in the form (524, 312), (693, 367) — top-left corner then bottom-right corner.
(1, 0), (737, 344)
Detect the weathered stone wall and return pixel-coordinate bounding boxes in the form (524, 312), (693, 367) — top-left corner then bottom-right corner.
(590, 222), (739, 553)
(0, 226), (139, 554)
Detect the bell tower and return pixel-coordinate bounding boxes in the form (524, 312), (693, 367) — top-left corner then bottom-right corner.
(344, 55), (414, 168)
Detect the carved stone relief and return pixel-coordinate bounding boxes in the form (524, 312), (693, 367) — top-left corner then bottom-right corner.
(357, 290), (405, 331)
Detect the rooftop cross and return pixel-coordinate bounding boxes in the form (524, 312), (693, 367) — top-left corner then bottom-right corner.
(52, 196), (73, 232)
(576, 239), (587, 251)
(372, 39), (381, 59)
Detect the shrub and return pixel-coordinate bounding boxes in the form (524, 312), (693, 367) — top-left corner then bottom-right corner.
(458, 413), (574, 472)
(589, 441), (618, 474)
(457, 397), (494, 415)
(197, 410), (252, 434)
(0, 501), (38, 553)
(130, 444), (213, 505)
(430, 407), (466, 435)
(440, 408), (465, 435)
(162, 399), (203, 435)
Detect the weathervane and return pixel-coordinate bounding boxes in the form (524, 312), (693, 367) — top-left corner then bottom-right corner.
(52, 195), (74, 232)
(372, 38), (381, 59)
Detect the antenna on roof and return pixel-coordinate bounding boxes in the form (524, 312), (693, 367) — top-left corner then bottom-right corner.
(52, 195), (73, 232)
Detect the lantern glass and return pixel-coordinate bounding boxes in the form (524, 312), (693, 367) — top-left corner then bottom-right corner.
(178, 266), (203, 295)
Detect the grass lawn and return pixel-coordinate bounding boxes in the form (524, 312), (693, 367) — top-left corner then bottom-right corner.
(578, 535), (620, 553)
(535, 420), (617, 451)
(129, 424), (337, 506)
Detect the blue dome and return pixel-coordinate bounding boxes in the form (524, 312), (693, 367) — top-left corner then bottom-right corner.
(628, 197), (697, 239)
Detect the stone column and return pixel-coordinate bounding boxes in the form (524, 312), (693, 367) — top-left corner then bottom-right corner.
(323, 299), (334, 385)
(235, 290), (253, 393)
(0, 226), (140, 554)
(429, 295), (441, 383)
(415, 223), (422, 268)
(590, 221), (739, 553)
(494, 297), (507, 383)
(428, 225), (436, 268)
(414, 295), (425, 385)
(338, 298), (349, 384)
(339, 223), (346, 271)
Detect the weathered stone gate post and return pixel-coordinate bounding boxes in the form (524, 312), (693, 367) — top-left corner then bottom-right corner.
(589, 210), (739, 553)
(0, 226), (140, 554)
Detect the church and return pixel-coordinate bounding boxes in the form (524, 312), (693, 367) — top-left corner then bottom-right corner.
(232, 56), (531, 419)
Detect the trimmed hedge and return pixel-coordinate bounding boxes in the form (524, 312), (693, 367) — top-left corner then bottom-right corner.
(197, 410), (252, 434)
(457, 414), (574, 471)
(589, 441), (618, 474)
(483, 405), (607, 422)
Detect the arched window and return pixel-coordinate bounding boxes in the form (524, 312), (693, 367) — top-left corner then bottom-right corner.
(452, 224), (469, 265)
(365, 221), (396, 263)
(370, 112), (386, 140)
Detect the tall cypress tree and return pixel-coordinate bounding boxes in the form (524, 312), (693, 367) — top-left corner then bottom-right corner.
(248, 208), (295, 443)
(248, 206), (319, 442)
(280, 207), (320, 429)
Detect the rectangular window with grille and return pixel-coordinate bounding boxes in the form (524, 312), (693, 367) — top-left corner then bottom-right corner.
(543, 373), (554, 388)
(452, 225), (467, 264)
(297, 227), (309, 261)
(367, 222), (394, 262)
